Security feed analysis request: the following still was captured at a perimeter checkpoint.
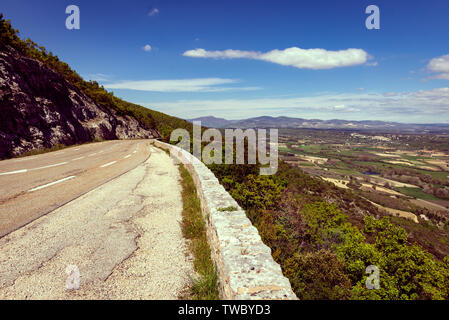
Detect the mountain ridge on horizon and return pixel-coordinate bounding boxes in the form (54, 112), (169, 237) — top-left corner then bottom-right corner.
(188, 115), (449, 132)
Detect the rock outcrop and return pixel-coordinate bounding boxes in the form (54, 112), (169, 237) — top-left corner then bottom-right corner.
(0, 43), (159, 158)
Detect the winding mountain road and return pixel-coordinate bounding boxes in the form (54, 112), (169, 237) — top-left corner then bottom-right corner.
(0, 141), (194, 299)
(0, 140), (151, 238)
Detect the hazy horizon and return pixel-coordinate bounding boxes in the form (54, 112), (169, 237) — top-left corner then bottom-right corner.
(186, 114), (449, 125)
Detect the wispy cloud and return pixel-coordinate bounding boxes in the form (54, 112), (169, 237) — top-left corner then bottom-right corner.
(145, 88), (449, 123)
(143, 44), (152, 52)
(183, 47), (371, 70)
(148, 8), (159, 17)
(85, 73), (112, 82)
(427, 54), (449, 80)
(104, 78), (261, 92)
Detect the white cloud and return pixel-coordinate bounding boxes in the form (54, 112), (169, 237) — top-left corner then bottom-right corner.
(145, 88), (449, 123)
(143, 44), (152, 52)
(433, 73), (449, 80)
(148, 8), (159, 16)
(383, 92), (399, 97)
(184, 49), (260, 59)
(183, 46), (370, 70)
(427, 54), (449, 80)
(104, 78), (261, 92)
(85, 73), (111, 82)
(428, 54), (449, 73)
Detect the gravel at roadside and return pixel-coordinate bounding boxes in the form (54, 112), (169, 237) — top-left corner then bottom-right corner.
(0, 146), (194, 300)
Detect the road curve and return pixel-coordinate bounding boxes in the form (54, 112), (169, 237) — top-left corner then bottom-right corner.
(0, 140), (152, 238)
(0, 145), (194, 299)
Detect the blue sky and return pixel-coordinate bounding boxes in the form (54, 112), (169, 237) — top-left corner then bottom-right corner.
(2, 0), (449, 123)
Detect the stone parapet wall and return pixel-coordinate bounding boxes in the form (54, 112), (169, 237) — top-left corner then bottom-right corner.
(153, 140), (297, 300)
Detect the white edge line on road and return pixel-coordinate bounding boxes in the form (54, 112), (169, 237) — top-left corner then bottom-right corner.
(124, 155), (131, 159)
(29, 176), (76, 192)
(30, 162), (68, 171)
(88, 153), (98, 157)
(100, 161), (117, 168)
(0, 169), (28, 176)
(72, 156), (85, 161)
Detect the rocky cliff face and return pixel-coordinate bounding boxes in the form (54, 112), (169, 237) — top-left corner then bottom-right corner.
(0, 43), (159, 158)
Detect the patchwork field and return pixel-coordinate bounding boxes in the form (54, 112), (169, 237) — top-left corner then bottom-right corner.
(279, 128), (449, 225)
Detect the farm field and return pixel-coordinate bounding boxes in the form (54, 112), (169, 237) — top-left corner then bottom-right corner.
(278, 128), (449, 226)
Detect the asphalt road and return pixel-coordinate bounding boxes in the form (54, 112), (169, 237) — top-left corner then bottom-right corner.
(0, 145), (194, 299)
(0, 140), (152, 238)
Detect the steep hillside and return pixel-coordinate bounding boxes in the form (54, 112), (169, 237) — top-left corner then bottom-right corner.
(0, 43), (158, 158)
(209, 161), (449, 300)
(0, 14), (190, 158)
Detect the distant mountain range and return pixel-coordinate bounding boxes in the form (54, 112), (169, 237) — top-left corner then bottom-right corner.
(188, 116), (449, 133)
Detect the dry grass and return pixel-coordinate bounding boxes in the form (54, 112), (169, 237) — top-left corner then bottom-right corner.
(360, 183), (404, 196)
(322, 178), (349, 189)
(425, 160), (449, 171)
(367, 200), (419, 223)
(372, 176), (419, 188)
(410, 199), (449, 212)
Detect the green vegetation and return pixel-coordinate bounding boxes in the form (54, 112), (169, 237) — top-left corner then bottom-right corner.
(230, 174), (285, 210)
(0, 14), (191, 141)
(297, 144), (324, 153)
(396, 187), (440, 200)
(209, 159), (449, 300)
(179, 164), (219, 300)
(3, 12), (449, 300)
(217, 206), (238, 212)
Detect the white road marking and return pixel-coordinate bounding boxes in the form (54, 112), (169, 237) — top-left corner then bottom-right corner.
(29, 176), (76, 192)
(74, 148), (80, 151)
(124, 155), (131, 159)
(13, 157), (37, 162)
(88, 153), (98, 157)
(30, 162), (68, 171)
(0, 169), (28, 176)
(72, 156), (85, 161)
(100, 161), (117, 168)
(133, 150), (137, 154)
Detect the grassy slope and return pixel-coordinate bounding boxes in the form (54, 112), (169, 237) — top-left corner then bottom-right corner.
(179, 163), (219, 300)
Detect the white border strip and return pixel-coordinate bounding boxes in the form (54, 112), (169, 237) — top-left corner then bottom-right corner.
(29, 176), (76, 192)
(100, 161), (117, 168)
(0, 169), (28, 176)
(30, 162), (68, 171)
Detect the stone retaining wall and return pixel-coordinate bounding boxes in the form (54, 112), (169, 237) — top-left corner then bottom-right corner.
(153, 140), (297, 300)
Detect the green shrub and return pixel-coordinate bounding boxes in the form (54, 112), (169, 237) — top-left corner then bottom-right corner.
(230, 175), (284, 210)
